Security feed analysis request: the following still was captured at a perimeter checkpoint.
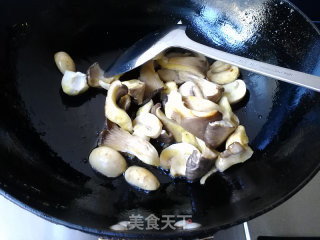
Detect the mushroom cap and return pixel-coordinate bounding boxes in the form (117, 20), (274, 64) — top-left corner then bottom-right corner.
(89, 146), (127, 178)
(204, 120), (236, 148)
(125, 166), (160, 191)
(222, 79), (247, 104)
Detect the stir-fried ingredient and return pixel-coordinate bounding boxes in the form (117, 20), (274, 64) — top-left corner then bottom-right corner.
(55, 48), (254, 191)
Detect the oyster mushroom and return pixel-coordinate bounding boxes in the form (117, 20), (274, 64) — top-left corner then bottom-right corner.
(222, 79), (247, 104)
(165, 91), (220, 120)
(139, 60), (164, 100)
(219, 95), (239, 125)
(226, 125), (249, 148)
(179, 81), (204, 98)
(207, 60), (239, 84)
(54, 51), (76, 74)
(99, 125), (159, 167)
(162, 81), (178, 95)
(136, 99), (154, 116)
(118, 94), (131, 111)
(183, 96), (220, 112)
(185, 150), (216, 181)
(179, 71), (224, 102)
(61, 70), (89, 96)
(87, 62), (120, 87)
(122, 79), (146, 105)
(89, 146), (127, 178)
(133, 113), (163, 139)
(164, 91), (222, 140)
(202, 96), (239, 148)
(154, 105), (200, 149)
(99, 80), (110, 90)
(204, 120), (236, 149)
(215, 142), (253, 172)
(125, 166), (160, 191)
(157, 52), (208, 78)
(158, 69), (185, 84)
(158, 129), (174, 145)
(105, 80), (133, 132)
(160, 143), (200, 177)
(161, 81), (178, 106)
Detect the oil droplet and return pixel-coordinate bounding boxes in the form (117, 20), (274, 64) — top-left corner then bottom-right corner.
(258, 115), (262, 119)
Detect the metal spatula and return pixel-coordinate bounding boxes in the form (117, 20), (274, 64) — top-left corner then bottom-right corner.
(105, 25), (320, 92)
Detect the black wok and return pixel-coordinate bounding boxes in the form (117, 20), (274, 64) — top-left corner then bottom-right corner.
(0, 0), (320, 239)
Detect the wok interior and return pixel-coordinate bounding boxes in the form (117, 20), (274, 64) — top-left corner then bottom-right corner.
(1, 0), (320, 238)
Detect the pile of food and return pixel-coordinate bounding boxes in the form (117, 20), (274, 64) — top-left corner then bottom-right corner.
(54, 49), (253, 192)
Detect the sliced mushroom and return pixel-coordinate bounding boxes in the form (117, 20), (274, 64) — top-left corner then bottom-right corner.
(215, 142), (253, 172)
(118, 95), (131, 111)
(154, 105), (200, 149)
(207, 60), (239, 84)
(122, 79), (146, 105)
(133, 113), (163, 139)
(158, 129), (174, 144)
(179, 71), (224, 102)
(201, 94), (239, 148)
(161, 81), (178, 106)
(89, 146), (127, 178)
(158, 69), (185, 84)
(54, 51), (76, 74)
(87, 62), (120, 87)
(99, 125), (160, 167)
(105, 80), (132, 132)
(219, 95), (239, 125)
(136, 99), (154, 116)
(160, 143), (200, 177)
(157, 52), (208, 78)
(195, 137), (218, 160)
(183, 96), (220, 112)
(125, 166), (160, 191)
(226, 125), (249, 148)
(222, 79), (247, 104)
(61, 71), (89, 96)
(139, 60), (164, 100)
(185, 150), (215, 181)
(209, 60), (232, 73)
(204, 120), (236, 148)
(179, 81), (204, 98)
(165, 91), (222, 140)
(165, 91), (220, 120)
(162, 81), (178, 95)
